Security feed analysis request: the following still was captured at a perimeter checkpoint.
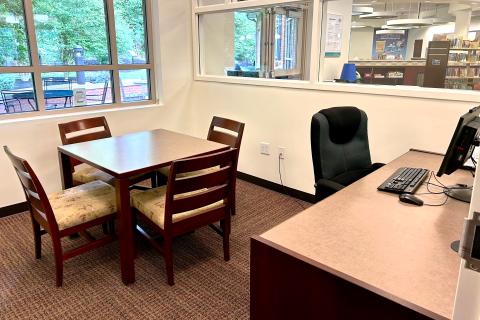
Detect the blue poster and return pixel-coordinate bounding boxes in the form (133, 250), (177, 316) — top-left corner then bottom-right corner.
(371, 28), (409, 60)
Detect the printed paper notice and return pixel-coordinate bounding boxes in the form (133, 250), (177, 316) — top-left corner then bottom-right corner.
(325, 13), (343, 57)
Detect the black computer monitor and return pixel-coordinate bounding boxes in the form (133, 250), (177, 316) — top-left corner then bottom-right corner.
(437, 106), (480, 202)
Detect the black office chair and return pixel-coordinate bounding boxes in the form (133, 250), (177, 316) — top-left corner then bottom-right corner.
(311, 107), (384, 202)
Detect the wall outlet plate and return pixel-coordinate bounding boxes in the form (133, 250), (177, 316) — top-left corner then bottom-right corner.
(260, 142), (270, 155)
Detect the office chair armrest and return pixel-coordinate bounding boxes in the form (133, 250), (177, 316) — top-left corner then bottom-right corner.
(314, 179), (345, 202)
(315, 179), (345, 192)
(371, 163), (385, 171)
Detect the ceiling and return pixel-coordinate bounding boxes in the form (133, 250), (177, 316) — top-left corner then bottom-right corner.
(353, 0), (480, 13)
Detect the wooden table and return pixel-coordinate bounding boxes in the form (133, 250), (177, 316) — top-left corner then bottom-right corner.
(58, 129), (229, 284)
(251, 150), (472, 320)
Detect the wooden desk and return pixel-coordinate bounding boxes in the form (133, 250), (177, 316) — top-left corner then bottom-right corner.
(251, 150), (472, 320)
(58, 129), (229, 285)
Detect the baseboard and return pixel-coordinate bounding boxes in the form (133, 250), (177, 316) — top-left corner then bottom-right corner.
(237, 172), (316, 204)
(0, 202), (28, 218)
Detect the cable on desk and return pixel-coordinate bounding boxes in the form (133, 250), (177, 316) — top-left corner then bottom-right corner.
(417, 171), (472, 207)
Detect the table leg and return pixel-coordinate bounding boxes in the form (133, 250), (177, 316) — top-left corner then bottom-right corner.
(58, 151), (73, 190)
(116, 178), (135, 285)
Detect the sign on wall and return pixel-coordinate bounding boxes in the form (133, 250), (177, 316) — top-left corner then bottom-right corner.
(325, 13), (343, 58)
(371, 28), (409, 60)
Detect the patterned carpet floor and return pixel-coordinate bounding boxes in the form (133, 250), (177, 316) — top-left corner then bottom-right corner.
(0, 180), (309, 320)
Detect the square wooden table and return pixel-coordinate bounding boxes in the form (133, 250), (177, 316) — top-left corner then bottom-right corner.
(58, 129), (229, 284)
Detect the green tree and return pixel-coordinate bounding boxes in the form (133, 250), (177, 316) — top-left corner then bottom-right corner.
(234, 12), (258, 67)
(0, 0), (29, 65)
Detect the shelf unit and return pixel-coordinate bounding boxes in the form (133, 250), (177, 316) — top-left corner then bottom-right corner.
(446, 47), (480, 89)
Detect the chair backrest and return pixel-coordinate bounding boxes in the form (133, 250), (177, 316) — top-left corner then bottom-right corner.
(207, 116), (245, 150)
(164, 149), (238, 230)
(58, 116), (112, 167)
(311, 107), (372, 182)
(4, 146), (58, 233)
(43, 78), (72, 91)
(101, 80), (109, 103)
(1, 90), (20, 113)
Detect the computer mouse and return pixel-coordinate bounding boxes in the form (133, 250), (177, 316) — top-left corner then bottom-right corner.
(399, 194), (424, 206)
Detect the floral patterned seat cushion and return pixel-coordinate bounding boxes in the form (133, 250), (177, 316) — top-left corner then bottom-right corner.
(73, 164), (114, 184)
(48, 180), (117, 230)
(131, 186), (223, 229)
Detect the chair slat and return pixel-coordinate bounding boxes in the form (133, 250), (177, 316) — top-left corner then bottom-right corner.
(58, 116), (111, 145)
(208, 116), (245, 149)
(15, 168), (36, 192)
(173, 166), (231, 195)
(66, 131), (111, 145)
(172, 184), (229, 214)
(173, 149), (236, 175)
(207, 131), (237, 149)
(211, 116), (244, 133)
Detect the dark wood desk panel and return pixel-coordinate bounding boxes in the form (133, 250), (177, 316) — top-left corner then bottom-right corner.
(58, 129), (229, 284)
(251, 150), (472, 320)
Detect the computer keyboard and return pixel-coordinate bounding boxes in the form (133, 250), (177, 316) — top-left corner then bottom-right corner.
(377, 167), (430, 194)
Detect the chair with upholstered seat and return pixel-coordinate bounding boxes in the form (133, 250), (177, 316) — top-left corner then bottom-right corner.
(58, 117), (115, 185)
(59, 117), (157, 188)
(311, 107), (384, 202)
(131, 149), (238, 285)
(4, 146), (117, 287)
(157, 116), (244, 214)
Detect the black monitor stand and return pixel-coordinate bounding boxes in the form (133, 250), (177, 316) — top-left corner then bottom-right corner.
(445, 185), (473, 203)
(447, 184), (473, 253)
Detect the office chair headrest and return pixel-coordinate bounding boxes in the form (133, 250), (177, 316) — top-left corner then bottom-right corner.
(319, 107), (362, 144)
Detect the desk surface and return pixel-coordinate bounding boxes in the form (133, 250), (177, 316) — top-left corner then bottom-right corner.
(58, 129), (229, 178)
(261, 150), (472, 320)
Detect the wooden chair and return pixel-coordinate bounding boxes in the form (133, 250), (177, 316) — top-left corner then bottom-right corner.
(158, 116), (244, 214)
(58, 116), (157, 188)
(4, 146), (117, 287)
(58, 117), (114, 185)
(131, 149), (238, 285)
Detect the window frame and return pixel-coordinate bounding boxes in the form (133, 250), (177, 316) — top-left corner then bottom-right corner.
(192, 0), (480, 103)
(192, 0), (322, 83)
(0, 0), (157, 119)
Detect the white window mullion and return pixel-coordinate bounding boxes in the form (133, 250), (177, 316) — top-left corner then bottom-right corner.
(105, 0), (122, 104)
(23, 0), (45, 112)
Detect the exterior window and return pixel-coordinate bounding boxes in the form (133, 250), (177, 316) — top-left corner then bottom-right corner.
(0, 0), (155, 116)
(198, 1), (312, 80)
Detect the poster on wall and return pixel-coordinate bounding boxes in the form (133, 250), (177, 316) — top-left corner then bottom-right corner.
(371, 29), (408, 60)
(325, 13), (343, 57)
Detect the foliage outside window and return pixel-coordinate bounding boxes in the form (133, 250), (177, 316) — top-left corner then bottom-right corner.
(0, 0), (155, 116)
(198, 1), (312, 80)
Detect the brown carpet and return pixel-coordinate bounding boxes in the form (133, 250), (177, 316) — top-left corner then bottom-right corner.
(0, 180), (309, 320)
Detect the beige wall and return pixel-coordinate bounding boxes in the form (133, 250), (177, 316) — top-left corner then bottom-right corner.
(0, 0), (195, 208)
(349, 27), (374, 60)
(188, 81), (474, 195)
(0, 0), (477, 204)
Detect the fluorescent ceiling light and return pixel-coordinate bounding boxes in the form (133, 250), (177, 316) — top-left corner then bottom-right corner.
(360, 11), (398, 19)
(427, 17), (453, 25)
(386, 18), (433, 27)
(381, 24), (419, 30)
(352, 6), (374, 16)
(376, 29), (406, 35)
(351, 21), (368, 29)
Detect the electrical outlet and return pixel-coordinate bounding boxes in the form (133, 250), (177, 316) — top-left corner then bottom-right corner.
(278, 147), (286, 160)
(260, 142), (270, 155)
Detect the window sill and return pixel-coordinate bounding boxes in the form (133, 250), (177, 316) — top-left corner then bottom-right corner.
(0, 102), (163, 125)
(194, 75), (480, 103)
